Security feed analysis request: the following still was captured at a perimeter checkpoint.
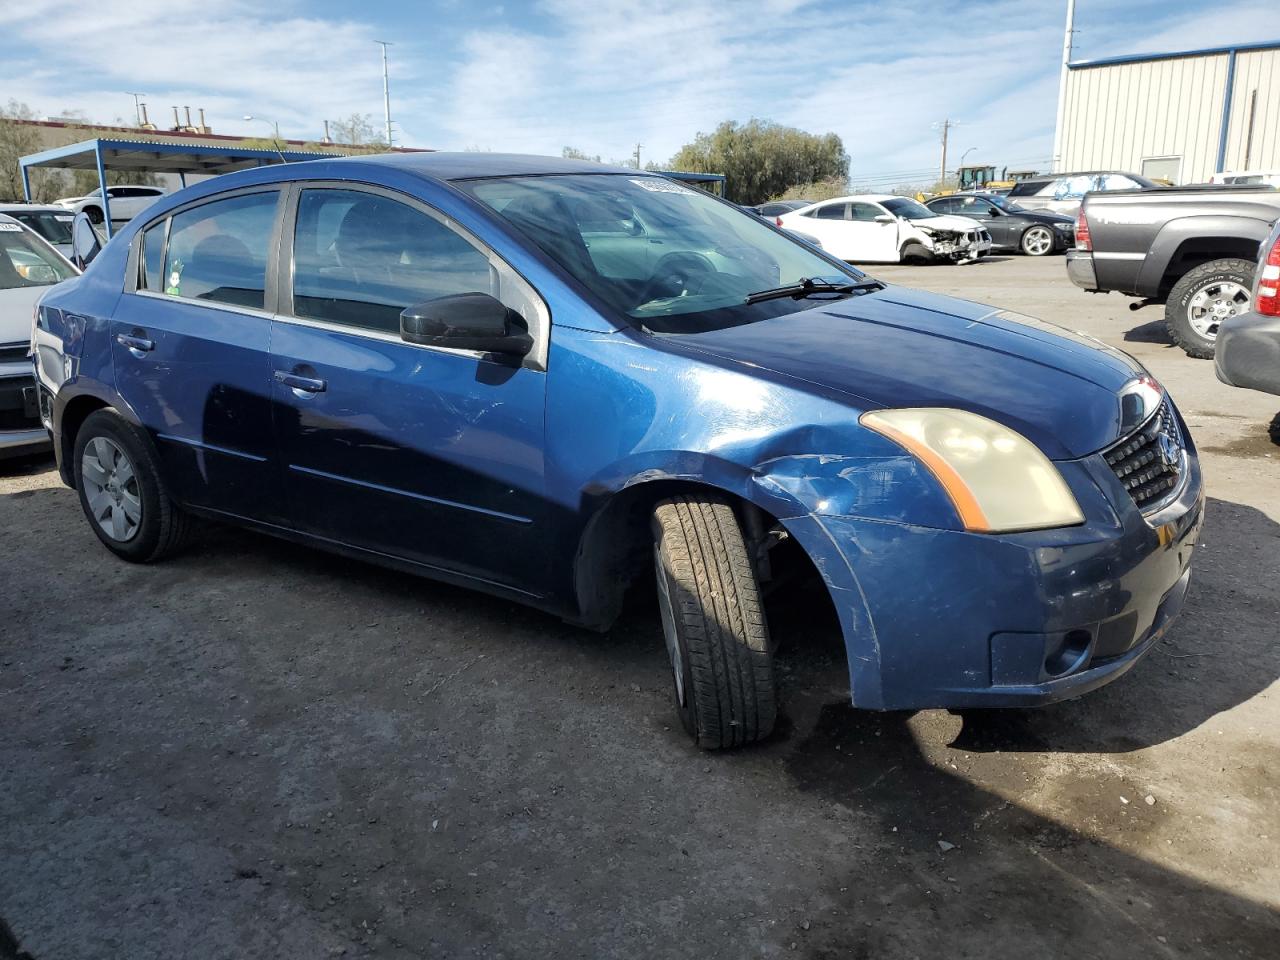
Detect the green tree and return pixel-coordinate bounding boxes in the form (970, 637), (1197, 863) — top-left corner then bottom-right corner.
(562, 146), (602, 162)
(0, 100), (66, 202)
(664, 119), (848, 205)
(331, 113), (387, 149)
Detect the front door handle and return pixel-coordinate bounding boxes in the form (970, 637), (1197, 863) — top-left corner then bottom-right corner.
(116, 333), (154, 353)
(274, 370), (327, 394)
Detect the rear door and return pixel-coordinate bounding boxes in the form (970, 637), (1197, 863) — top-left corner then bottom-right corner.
(110, 188), (285, 523)
(269, 183), (550, 594)
(792, 202), (849, 253)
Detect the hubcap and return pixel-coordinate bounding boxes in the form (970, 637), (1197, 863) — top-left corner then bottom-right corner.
(1188, 280), (1250, 339)
(654, 547), (686, 707)
(81, 436), (142, 542)
(1024, 227), (1052, 255)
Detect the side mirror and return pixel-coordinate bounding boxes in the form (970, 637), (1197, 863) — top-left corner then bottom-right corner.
(874, 214), (895, 224)
(71, 212), (103, 268)
(985, 206), (1001, 216)
(400, 292), (533, 358)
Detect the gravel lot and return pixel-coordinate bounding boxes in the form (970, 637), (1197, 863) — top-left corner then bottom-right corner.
(2, 254), (1277, 959)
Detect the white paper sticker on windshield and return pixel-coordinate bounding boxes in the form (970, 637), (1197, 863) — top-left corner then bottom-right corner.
(631, 178), (696, 195)
(0, 223), (22, 231)
(55, 214), (73, 221)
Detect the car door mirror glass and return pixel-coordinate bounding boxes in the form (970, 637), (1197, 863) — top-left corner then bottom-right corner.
(400, 293), (533, 357)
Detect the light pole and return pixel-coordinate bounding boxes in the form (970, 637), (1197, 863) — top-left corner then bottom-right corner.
(959, 146), (977, 169)
(243, 115), (285, 160)
(375, 40), (394, 146)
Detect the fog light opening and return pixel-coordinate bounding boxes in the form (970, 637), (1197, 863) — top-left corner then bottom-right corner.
(1044, 629), (1093, 678)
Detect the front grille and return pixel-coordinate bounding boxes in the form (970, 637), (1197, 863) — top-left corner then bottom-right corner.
(0, 374), (40, 431)
(0, 342), (30, 363)
(1103, 395), (1185, 512)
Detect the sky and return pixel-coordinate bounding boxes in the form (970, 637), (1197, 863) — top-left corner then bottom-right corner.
(2, 0), (1276, 188)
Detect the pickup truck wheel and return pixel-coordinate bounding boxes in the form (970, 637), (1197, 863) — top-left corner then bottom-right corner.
(652, 495), (776, 750)
(1020, 225), (1054, 256)
(74, 409), (191, 562)
(1166, 258), (1254, 359)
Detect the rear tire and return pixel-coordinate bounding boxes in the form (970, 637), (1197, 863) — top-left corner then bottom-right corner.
(83, 206), (104, 225)
(1165, 258), (1254, 359)
(74, 409), (191, 562)
(652, 495), (776, 750)
(1020, 225), (1054, 256)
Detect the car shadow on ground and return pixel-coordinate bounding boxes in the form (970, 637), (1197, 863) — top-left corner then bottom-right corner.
(2, 485), (1277, 958)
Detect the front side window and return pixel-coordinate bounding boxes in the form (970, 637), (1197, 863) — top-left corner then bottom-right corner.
(162, 191), (278, 309)
(0, 222), (77, 289)
(461, 174), (865, 334)
(849, 202), (884, 221)
(291, 189), (496, 334)
(928, 198), (959, 214)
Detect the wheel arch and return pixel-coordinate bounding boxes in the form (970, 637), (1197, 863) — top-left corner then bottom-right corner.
(1139, 215), (1271, 299)
(56, 389), (145, 488)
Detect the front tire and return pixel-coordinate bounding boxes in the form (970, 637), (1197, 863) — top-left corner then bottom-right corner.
(1165, 258), (1254, 359)
(1020, 225), (1054, 256)
(74, 409), (191, 562)
(900, 242), (932, 265)
(652, 496), (776, 749)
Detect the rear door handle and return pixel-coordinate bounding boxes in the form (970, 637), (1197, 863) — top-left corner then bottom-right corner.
(116, 333), (154, 352)
(274, 370), (327, 393)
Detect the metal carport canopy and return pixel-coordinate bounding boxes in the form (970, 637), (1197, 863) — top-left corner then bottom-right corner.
(19, 137), (346, 237)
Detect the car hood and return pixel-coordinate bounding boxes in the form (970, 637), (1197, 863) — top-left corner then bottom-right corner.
(0, 285), (49, 346)
(661, 285), (1145, 459)
(908, 214), (984, 232)
(1010, 209), (1075, 225)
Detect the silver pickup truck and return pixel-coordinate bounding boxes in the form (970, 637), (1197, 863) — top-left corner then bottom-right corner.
(1066, 185), (1280, 357)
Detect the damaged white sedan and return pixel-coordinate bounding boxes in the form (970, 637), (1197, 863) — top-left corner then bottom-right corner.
(776, 194), (991, 264)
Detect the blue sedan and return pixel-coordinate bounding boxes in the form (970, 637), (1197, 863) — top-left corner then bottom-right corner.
(31, 154), (1203, 749)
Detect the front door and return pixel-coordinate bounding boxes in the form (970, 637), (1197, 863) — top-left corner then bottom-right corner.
(952, 197), (1011, 246)
(110, 188), (285, 523)
(847, 202), (901, 261)
(270, 185), (550, 595)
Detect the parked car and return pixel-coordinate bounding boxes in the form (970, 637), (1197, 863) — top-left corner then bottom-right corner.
(53, 195), (88, 209)
(1215, 216), (1280, 395)
(73, 184), (165, 226)
(1210, 170), (1280, 188)
(1009, 171), (1160, 219)
(34, 154), (1202, 749)
(754, 200), (811, 218)
(925, 193), (1074, 255)
(777, 194), (992, 263)
(0, 204), (76, 259)
(1, 214), (78, 458)
(1067, 184), (1280, 357)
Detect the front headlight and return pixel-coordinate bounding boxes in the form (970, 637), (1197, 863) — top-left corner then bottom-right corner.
(860, 408), (1085, 533)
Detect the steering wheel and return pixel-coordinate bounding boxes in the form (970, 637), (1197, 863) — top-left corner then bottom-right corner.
(636, 252), (719, 305)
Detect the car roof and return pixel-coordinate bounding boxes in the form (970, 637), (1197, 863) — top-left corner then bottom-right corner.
(335, 151), (640, 181)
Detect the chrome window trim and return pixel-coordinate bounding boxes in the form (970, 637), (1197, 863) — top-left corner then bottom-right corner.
(279, 181), (551, 373)
(131, 288), (275, 321)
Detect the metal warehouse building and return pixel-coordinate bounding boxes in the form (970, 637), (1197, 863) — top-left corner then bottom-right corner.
(1054, 39), (1280, 183)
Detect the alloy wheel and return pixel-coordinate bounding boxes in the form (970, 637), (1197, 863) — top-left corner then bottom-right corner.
(81, 436), (142, 541)
(1022, 226), (1053, 256)
(1187, 280), (1250, 339)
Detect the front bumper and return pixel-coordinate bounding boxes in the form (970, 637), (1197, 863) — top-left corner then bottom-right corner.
(1065, 249), (1098, 290)
(1215, 310), (1280, 396)
(800, 445), (1203, 711)
(0, 373), (50, 459)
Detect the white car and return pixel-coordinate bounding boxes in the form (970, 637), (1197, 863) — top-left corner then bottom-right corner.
(72, 184), (165, 227)
(1210, 169), (1280, 187)
(0, 214), (79, 458)
(777, 194), (992, 264)
(0, 204), (76, 259)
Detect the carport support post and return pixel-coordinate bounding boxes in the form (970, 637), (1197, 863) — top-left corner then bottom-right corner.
(178, 172), (187, 188)
(20, 162), (31, 203)
(94, 142), (113, 240)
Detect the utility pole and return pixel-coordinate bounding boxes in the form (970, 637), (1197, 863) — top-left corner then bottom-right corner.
(375, 40), (394, 147)
(127, 92), (147, 127)
(936, 119), (956, 184)
(1052, 0), (1077, 173)
(634, 143), (642, 169)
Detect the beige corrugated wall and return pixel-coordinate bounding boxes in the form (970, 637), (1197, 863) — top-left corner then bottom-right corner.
(1058, 54), (1231, 182)
(1222, 48), (1280, 173)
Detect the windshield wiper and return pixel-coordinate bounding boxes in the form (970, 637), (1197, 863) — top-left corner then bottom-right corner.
(744, 277), (881, 305)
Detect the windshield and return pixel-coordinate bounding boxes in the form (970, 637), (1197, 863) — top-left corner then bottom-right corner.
(11, 210), (74, 245)
(460, 174), (864, 333)
(881, 197), (934, 220)
(0, 223), (77, 290)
